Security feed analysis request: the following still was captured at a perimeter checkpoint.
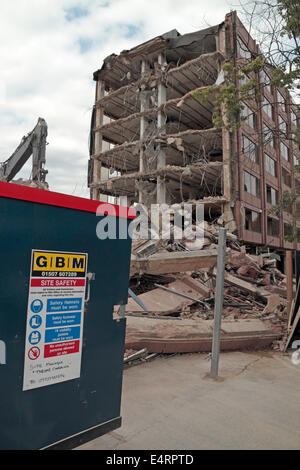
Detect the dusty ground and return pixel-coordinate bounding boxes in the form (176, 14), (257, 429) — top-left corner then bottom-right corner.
(77, 350), (300, 450)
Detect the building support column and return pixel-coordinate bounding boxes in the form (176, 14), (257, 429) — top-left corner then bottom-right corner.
(157, 52), (167, 205)
(139, 59), (150, 204)
(91, 80), (105, 200)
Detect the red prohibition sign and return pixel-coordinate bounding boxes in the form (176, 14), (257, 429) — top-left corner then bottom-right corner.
(28, 346), (40, 360)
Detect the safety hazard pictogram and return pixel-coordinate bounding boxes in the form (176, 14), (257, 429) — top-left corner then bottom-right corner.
(28, 346), (40, 360)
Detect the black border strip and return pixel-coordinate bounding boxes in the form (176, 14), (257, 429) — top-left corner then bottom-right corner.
(41, 417), (122, 450)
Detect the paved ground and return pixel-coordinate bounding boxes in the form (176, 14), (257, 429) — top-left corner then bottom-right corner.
(77, 350), (300, 450)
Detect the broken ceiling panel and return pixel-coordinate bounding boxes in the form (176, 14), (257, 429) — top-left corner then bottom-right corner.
(95, 51), (224, 121)
(94, 86), (217, 146)
(92, 128), (223, 173)
(93, 24), (222, 91)
(94, 161), (223, 200)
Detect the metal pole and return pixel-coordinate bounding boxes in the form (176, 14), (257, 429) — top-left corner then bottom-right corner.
(210, 227), (227, 380)
(286, 250), (294, 324)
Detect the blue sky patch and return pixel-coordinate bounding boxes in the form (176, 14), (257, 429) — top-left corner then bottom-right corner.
(125, 24), (140, 38)
(77, 37), (93, 54)
(65, 6), (89, 22)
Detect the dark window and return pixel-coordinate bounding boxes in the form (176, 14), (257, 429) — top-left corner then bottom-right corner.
(278, 115), (287, 135)
(280, 141), (289, 161)
(295, 179), (300, 192)
(284, 223), (293, 241)
(243, 170), (260, 197)
(242, 134), (258, 162)
(266, 185), (278, 205)
(260, 69), (272, 94)
(263, 123), (275, 148)
(267, 217), (280, 237)
(277, 89), (287, 111)
(264, 153), (276, 177)
(245, 208), (261, 233)
(291, 109), (298, 127)
(262, 96), (274, 120)
(241, 103), (256, 129)
(282, 168), (291, 187)
(237, 37), (251, 60)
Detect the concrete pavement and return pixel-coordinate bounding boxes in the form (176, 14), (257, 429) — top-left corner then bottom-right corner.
(77, 351), (300, 450)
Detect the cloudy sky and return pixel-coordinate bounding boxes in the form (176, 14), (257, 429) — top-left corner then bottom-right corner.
(0, 0), (232, 198)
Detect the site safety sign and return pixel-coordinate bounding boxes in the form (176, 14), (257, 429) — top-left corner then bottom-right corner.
(23, 249), (88, 391)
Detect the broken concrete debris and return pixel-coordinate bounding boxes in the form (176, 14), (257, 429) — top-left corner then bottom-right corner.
(123, 348), (159, 368)
(124, 221), (289, 359)
(125, 317), (282, 355)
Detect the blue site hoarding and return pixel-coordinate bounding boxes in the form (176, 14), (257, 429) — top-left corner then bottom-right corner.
(0, 182), (133, 449)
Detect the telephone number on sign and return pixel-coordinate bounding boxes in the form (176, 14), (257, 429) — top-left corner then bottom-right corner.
(41, 271), (78, 277)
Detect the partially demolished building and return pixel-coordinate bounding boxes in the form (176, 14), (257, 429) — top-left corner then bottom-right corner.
(88, 10), (300, 260)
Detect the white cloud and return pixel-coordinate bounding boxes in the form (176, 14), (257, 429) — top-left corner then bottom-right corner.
(0, 0), (230, 198)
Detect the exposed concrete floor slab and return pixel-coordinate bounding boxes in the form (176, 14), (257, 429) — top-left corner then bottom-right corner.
(125, 316), (281, 353)
(77, 351), (300, 450)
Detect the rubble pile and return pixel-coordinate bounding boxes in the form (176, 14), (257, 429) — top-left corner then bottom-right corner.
(127, 221), (289, 352)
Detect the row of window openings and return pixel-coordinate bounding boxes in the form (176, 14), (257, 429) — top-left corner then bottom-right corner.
(259, 70), (287, 113)
(244, 209), (300, 241)
(237, 38), (297, 120)
(261, 94), (291, 120)
(265, 153), (292, 183)
(243, 171), (279, 203)
(241, 94), (297, 126)
(241, 103), (294, 140)
(242, 134), (292, 163)
(243, 170), (293, 200)
(265, 87), (297, 121)
(262, 102), (298, 134)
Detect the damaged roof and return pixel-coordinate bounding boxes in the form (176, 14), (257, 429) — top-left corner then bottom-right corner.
(93, 23), (223, 86)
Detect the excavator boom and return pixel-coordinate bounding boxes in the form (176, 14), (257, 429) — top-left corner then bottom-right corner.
(0, 118), (48, 188)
